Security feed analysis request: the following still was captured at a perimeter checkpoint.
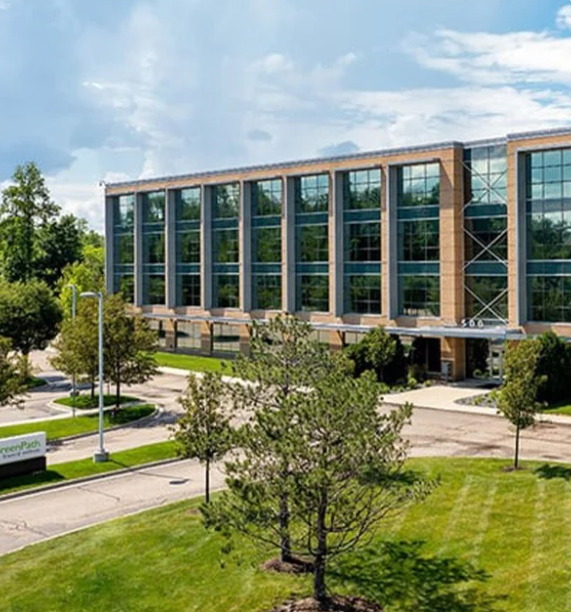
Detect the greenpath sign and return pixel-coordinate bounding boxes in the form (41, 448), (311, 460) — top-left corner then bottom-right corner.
(0, 432), (46, 466)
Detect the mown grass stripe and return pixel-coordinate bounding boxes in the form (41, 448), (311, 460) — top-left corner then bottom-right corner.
(471, 478), (498, 564)
(436, 475), (472, 556)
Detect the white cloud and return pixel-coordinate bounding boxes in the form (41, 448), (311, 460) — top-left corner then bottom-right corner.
(557, 5), (571, 29)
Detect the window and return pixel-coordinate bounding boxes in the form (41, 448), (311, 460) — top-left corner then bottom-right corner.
(345, 223), (380, 262)
(526, 147), (571, 322)
(178, 231), (200, 264)
(345, 275), (381, 314)
(398, 220), (439, 262)
(213, 275), (239, 309)
(212, 324), (240, 353)
(144, 233), (165, 264)
(213, 184), (240, 218)
(176, 322), (202, 351)
(253, 227), (281, 263)
(297, 275), (329, 312)
(114, 274), (134, 303)
(400, 276), (440, 317)
(252, 179), (282, 216)
(397, 162), (440, 317)
(253, 274), (282, 310)
(115, 234), (134, 265)
(114, 195), (134, 226)
(344, 169), (381, 210)
(298, 224), (328, 262)
(142, 192), (165, 222)
(296, 174), (329, 213)
(213, 229), (239, 263)
(398, 163), (440, 207)
(144, 275), (165, 305)
(176, 187), (201, 221)
(178, 275), (201, 307)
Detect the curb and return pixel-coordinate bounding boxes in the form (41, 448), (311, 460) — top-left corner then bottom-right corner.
(47, 406), (164, 445)
(0, 457), (184, 503)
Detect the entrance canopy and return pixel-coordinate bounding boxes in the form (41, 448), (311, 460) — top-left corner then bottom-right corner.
(142, 314), (525, 341)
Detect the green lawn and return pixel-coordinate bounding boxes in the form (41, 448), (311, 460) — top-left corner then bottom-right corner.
(154, 351), (230, 374)
(54, 394), (139, 410)
(0, 404), (155, 442)
(543, 401), (571, 416)
(0, 440), (177, 496)
(1, 457), (570, 612)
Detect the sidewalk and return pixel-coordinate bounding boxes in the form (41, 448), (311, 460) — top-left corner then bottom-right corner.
(387, 383), (571, 426)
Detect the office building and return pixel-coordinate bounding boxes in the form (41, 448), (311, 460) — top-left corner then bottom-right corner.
(104, 127), (571, 380)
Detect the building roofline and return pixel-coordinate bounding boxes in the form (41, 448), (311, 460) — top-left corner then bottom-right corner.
(104, 126), (571, 191)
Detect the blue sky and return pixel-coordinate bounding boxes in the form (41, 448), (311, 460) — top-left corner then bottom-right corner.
(1, 0), (571, 230)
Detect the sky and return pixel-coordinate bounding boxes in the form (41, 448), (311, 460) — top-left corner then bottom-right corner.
(1, 0), (571, 231)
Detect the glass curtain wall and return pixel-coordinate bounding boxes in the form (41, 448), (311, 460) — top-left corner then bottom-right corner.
(112, 194), (135, 303)
(175, 187), (201, 307)
(527, 148), (571, 322)
(212, 184), (240, 308)
(463, 146), (508, 325)
(142, 191), (166, 305)
(295, 174), (330, 312)
(251, 179), (282, 310)
(397, 163), (441, 316)
(343, 169), (381, 314)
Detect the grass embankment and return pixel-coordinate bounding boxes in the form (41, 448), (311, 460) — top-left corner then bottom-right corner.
(0, 441), (177, 496)
(154, 352), (230, 374)
(26, 377), (47, 389)
(0, 457), (569, 612)
(0, 405), (155, 442)
(54, 394), (139, 410)
(543, 401), (571, 416)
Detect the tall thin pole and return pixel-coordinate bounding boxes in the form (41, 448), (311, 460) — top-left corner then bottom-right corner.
(97, 292), (105, 459)
(70, 285), (77, 418)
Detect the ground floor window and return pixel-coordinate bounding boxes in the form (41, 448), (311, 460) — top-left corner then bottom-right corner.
(528, 275), (571, 323)
(176, 321), (202, 351)
(147, 319), (167, 348)
(114, 273), (134, 303)
(212, 323), (240, 353)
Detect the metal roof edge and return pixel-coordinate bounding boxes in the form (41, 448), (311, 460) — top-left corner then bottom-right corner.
(104, 126), (571, 191)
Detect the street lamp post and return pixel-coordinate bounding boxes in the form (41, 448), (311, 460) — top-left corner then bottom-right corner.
(80, 291), (109, 463)
(67, 284), (78, 418)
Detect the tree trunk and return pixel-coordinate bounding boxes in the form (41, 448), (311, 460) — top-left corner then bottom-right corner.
(514, 422), (520, 470)
(279, 491), (293, 563)
(205, 458), (210, 504)
(116, 376), (121, 412)
(90, 379), (95, 400)
(313, 490), (328, 607)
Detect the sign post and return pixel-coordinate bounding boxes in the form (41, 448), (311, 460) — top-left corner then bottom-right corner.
(0, 432), (47, 479)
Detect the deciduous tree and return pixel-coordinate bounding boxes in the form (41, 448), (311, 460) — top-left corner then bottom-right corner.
(0, 280), (62, 355)
(498, 339), (543, 470)
(103, 294), (158, 408)
(0, 337), (27, 407)
(174, 372), (233, 503)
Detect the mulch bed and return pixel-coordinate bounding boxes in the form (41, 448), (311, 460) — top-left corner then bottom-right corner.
(268, 596), (383, 611)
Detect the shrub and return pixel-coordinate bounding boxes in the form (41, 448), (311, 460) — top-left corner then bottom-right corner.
(535, 332), (571, 404)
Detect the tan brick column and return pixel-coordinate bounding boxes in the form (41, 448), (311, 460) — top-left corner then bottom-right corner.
(441, 337), (466, 381)
(239, 324), (251, 356)
(164, 318), (176, 351)
(329, 330), (344, 353)
(439, 145), (464, 325)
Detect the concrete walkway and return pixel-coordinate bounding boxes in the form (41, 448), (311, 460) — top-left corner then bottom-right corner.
(0, 459), (224, 557)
